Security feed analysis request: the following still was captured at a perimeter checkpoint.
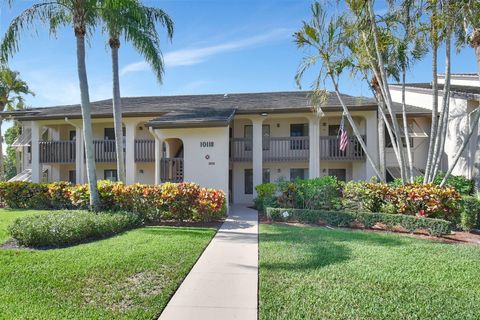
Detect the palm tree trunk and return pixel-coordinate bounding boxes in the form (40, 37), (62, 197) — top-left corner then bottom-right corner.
(432, 30), (452, 179)
(401, 69), (414, 182)
(441, 32), (480, 186)
(378, 113), (386, 182)
(110, 39), (126, 184)
(330, 73), (382, 178)
(76, 32), (99, 210)
(424, 6), (439, 184)
(366, 1), (408, 183)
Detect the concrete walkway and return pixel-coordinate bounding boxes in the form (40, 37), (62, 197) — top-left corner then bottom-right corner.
(159, 205), (258, 320)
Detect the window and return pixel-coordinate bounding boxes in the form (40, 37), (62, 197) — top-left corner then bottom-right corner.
(290, 124), (308, 150)
(263, 168), (270, 184)
(104, 169), (118, 182)
(328, 169), (347, 182)
(244, 124), (270, 151)
(68, 170), (76, 184)
(385, 126), (414, 148)
(244, 169), (253, 195)
(290, 168), (307, 181)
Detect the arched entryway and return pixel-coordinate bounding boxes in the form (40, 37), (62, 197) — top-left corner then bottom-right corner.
(161, 138), (184, 182)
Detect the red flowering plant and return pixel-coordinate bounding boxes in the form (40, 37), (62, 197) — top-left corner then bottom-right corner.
(160, 182), (201, 222)
(389, 183), (461, 221)
(195, 188), (227, 221)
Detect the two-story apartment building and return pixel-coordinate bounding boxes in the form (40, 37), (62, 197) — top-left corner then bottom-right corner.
(4, 77), (478, 203)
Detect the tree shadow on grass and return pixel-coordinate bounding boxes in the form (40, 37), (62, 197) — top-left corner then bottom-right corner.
(260, 225), (406, 271)
(138, 226), (216, 237)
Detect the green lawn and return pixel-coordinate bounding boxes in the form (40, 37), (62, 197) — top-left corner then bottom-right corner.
(0, 209), (216, 319)
(260, 224), (480, 320)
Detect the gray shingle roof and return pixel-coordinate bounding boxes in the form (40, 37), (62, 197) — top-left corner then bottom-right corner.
(146, 108), (236, 128)
(2, 90), (430, 122)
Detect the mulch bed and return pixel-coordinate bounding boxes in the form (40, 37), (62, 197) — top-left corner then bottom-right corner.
(258, 210), (480, 245)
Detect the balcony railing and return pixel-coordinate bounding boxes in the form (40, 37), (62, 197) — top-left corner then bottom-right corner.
(230, 135), (366, 162)
(39, 139), (154, 164)
(93, 140), (117, 163)
(319, 135), (366, 160)
(160, 157), (184, 182)
(135, 139), (155, 162)
(39, 140), (75, 164)
(263, 137), (309, 161)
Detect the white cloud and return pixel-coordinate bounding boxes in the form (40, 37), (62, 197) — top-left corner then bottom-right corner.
(24, 70), (112, 107)
(120, 28), (291, 76)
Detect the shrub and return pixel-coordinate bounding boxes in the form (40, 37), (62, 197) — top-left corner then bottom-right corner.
(389, 184), (461, 221)
(276, 176), (342, 211)
(48, 181), (73, 209)
(160, 182), (201, 222)
(0, 181), (50, 209)
(254, 183), (277, 211)
(0, 181), (227, 223)
(266, 207), (452, 236)
(8, 210), (139, 247)
(459, 196), (480, 231)
(342, 181), (389, 213)
(195, 188), (227, 221)
(389, 172), (474, 196)
(293, 176), (342, 210)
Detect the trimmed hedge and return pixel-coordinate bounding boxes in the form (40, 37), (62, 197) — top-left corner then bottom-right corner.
(459, 196), (480, 231)
(0, 181), (227, 223)
(8, 210), (139, 247)
(266, 207), (453, 236)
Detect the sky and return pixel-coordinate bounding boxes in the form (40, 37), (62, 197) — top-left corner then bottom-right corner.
(0, 0), (476, 110)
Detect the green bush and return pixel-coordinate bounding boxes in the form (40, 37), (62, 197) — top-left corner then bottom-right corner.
(8, 210), (140, 247)
(254, 183), (277, 211)
(276, 176), (342, 211)
(266, 207), (452, 236)
(459, 196), (480, 231)
(342, 181), (390, 213)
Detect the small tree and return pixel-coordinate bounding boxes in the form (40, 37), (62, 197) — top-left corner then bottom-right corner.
(0, 67), (33, 181)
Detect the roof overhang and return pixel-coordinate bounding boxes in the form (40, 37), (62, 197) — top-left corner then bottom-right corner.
(145, 108), (236, 129)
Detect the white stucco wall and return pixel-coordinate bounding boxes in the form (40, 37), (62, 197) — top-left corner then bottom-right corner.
(154, 126), (230, 199)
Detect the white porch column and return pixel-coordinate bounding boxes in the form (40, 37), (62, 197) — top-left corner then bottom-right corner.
(251, 117), (264, 198)
(154, 138), (164, 184)
(308, 116), (321, 178)
(31, 121), (42, 183)
(365, 111), (379, 180)
(125, 121), (137, 185)
(75, 126), (86, 184)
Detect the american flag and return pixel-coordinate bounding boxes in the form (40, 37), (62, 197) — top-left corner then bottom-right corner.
(339, 116), (349, 152)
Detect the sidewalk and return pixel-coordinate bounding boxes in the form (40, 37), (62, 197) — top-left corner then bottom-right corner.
(159, 205), (258, 320)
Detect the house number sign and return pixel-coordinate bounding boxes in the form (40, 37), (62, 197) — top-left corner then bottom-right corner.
(200, 141), (214, 147)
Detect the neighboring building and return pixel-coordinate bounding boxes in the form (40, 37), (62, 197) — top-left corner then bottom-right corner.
(389, 73), (480, 186)
(3, 75), (478, 204)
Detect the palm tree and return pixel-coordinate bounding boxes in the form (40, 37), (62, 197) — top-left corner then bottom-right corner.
(0, 67), (33, 181)
(294, 3), (383, 179)
(1, 0), (101, 210)
(100, 0), (173, 183)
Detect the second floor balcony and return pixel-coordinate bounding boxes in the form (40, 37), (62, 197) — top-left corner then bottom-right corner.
(39, 139), (156, 164)
(230, 135), (366, 162)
